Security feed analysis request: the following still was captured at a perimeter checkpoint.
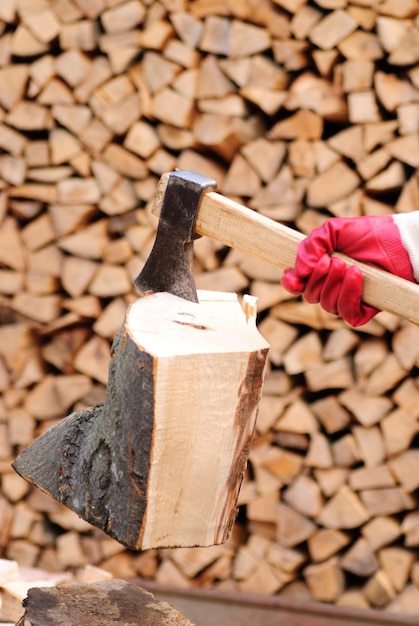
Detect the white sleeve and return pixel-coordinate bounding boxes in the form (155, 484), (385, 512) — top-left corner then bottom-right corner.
(393, 212), (419, 282)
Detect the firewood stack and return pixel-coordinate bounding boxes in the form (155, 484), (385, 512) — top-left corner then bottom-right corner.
(0, 0), (418, 617)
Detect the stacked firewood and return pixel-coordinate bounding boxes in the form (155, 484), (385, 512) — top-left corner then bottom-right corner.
(0, 0), (418, 617)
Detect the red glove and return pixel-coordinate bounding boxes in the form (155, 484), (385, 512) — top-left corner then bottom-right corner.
(281, 216), (415, 327)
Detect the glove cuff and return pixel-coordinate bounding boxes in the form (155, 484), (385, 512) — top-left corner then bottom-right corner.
(393, 212), (419, 282)
(377, 218), (415, 282)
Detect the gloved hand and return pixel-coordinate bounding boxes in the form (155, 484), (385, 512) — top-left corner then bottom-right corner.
(281, 215), (415, 327)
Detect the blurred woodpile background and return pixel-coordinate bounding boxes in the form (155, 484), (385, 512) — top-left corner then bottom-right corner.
(0, 0), (418, 618)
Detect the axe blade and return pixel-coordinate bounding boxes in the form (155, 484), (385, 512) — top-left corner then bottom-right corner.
(133, 169), (217, 302)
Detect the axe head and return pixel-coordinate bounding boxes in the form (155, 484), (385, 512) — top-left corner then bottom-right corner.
(133, 169), (217, 302)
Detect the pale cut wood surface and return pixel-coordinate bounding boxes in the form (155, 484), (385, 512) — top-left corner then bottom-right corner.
(153, 173), (419, 326)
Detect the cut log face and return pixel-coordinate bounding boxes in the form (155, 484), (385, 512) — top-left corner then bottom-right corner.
(13, 290), (269, 550)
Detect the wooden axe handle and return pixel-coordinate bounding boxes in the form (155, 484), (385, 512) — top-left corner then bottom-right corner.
(153, 178), (419, 325)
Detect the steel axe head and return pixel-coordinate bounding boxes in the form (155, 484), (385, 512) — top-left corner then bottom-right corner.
(133, 170), (217, 302)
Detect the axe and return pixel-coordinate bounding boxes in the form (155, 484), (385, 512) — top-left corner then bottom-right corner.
(146, 171), (419, 325)
(13, 170), (419, 552)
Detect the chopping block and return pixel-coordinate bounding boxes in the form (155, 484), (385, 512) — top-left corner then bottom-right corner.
(16, 579), (195, 626)
(13, 171), (270, 551)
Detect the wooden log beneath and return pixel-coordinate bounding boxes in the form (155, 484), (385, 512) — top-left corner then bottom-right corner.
(15, 579), (194, 626)
(13, 290), (269, 550)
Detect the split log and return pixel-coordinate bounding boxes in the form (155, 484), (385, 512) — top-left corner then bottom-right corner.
(304, 557), (345, 602)
(308, 529), (350, 562)
(14, 291), (269, 550)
